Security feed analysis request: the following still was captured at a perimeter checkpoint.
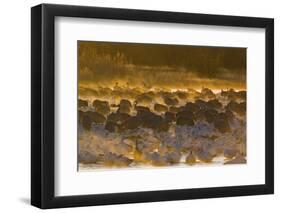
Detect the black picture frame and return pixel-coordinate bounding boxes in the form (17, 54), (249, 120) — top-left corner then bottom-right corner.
(31, 3), (274, 209)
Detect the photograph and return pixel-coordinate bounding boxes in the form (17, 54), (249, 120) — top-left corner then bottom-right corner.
(78, 41), (247, 170)
(30, 3), (274, 209)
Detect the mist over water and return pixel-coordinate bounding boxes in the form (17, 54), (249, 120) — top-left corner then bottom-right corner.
(78, 41), (246, 90)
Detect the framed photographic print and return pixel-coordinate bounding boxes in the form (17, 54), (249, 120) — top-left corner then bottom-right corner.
(31, 3), (274, 209)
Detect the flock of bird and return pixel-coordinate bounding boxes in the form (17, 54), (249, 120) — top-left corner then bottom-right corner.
(78, 87), (246, 169)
